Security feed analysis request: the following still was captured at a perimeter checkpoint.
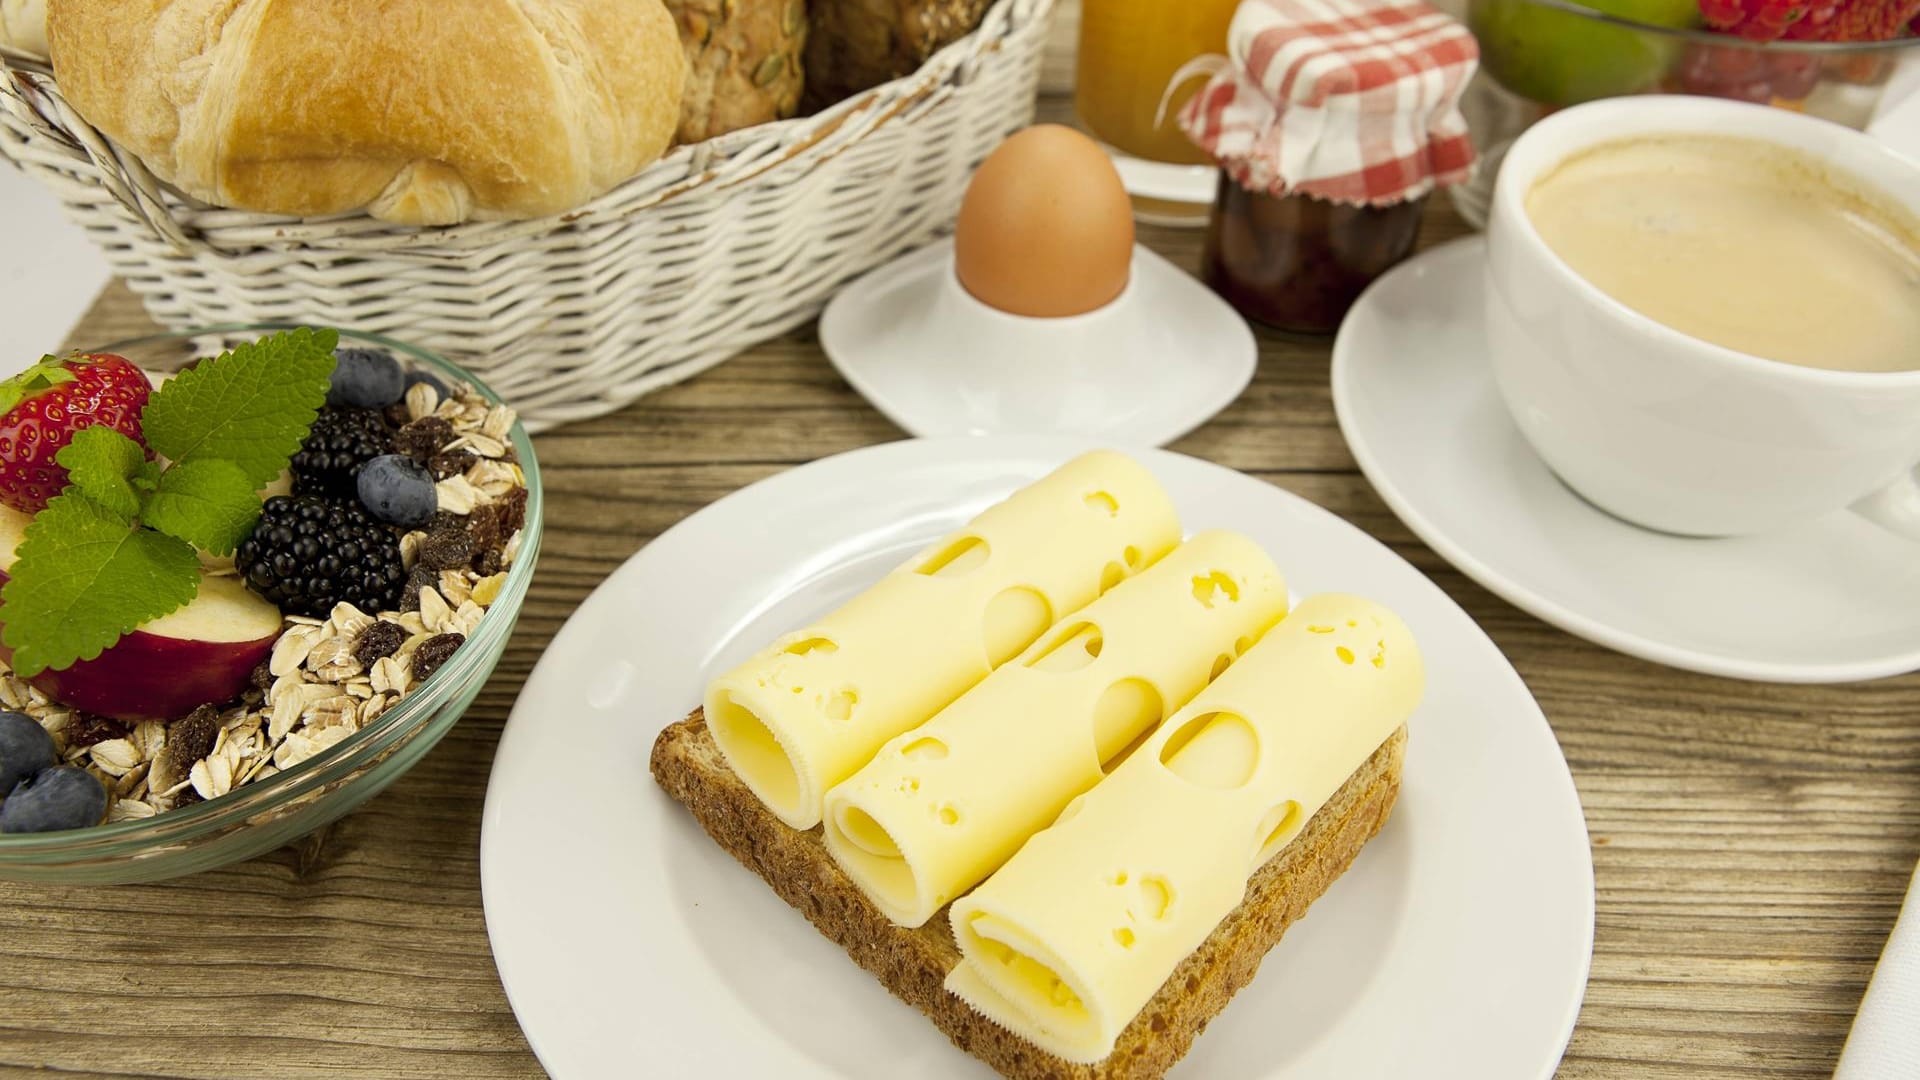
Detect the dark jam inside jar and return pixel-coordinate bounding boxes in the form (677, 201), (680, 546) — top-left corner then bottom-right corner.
(1201, 173), (1426, 334)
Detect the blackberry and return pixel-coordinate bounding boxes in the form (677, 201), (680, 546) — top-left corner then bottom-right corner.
(236, 496), (407, 617)
(291, 407), (393, 499)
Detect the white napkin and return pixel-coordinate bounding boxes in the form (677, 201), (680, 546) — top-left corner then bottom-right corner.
(1836, 859), (1920, 1080)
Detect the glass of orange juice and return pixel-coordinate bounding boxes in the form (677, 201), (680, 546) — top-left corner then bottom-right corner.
(1076, 0), (1240, 224)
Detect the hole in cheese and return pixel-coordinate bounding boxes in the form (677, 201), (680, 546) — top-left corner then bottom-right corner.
(1209, 653), (1232, 681)
(1137, 876), (1173, 920)
(1098, 560), (1125, 595)
(984, 587), (1052, 667)
(1158, 711), (1259, 790)
(1056, 794), (1088, 826)
(1025, 622), (1102, 673)
(916, 535), (989, 577)
(1124, 545), (1143, 569)
(837, 805), (903, 857)
(709, 691), (802, 818)
(824, 689), (857, 722)
(1092, 678), (1162, 766)
(1084, 490), (1119, 516)
(1111, 871), (1128, 886)
(1336, 646), (1355, 665)
(782, 636), (838, 656)
(1253, 800), (1303, 866)
(1191, 571), (1240, 609)
(901, 737), (948, 761)
(936, 804), (961, 826)
(1234, 634), (1256, 656)
(1113, 927), (1136, 948)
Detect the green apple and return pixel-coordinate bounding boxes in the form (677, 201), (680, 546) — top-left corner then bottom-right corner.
(1471, 0), (1701, 107)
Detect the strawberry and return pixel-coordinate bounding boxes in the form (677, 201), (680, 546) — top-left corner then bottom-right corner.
(0, 354), (151, 514)
(1700, 0), (1919, 40)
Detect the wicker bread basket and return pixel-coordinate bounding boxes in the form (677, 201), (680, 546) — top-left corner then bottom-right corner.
(0, 0), (1052, 429)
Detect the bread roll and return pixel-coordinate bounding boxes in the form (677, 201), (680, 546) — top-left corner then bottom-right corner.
(0, 0), (47, 56)
(668, 0), (805, 143)
(45, 0), (686, 225)
(804, 0), (989, 110)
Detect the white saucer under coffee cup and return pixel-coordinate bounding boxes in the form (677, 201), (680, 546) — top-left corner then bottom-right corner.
(1485, 97), (1920, 540)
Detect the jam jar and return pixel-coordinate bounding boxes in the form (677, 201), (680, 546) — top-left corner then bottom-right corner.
(1201, 174), (1427, 334)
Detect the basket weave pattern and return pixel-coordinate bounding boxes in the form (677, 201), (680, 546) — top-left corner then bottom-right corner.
(0, 0), (1051, 429)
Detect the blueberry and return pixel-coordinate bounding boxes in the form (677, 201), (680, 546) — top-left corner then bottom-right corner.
(0, 711), (55, 796)
(357, 453), (437, 527)
(0, 766), (107, 833)
(404, 370), (451, 400)
(329, 347), (405, 408)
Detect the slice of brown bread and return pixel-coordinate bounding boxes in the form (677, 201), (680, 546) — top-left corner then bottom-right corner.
(651, 710), (1406, 1080)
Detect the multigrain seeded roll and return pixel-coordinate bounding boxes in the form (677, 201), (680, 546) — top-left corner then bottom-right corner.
(667, 0), (807, 143)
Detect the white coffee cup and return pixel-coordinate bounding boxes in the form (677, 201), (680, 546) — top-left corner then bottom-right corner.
(1484, 96), (1920, 539)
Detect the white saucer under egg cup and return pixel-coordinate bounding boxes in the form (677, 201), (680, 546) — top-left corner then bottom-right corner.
(820, 239), (1256, 445)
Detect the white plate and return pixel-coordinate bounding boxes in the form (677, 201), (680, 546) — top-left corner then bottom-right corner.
(482, 436), (1593, 1079)
(819, 240), (1255, 446)
(1332, 238), (1920, 684)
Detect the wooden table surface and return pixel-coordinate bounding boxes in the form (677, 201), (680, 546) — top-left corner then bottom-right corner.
(4, 56), (1919, 1080)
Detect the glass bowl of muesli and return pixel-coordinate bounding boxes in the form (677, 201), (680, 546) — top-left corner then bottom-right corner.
(0, 326), (540, 883)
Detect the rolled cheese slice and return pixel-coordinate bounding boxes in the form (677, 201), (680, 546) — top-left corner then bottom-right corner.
(823, 530), (1289, 928)
(944, 593), (1425, 1063)
(706, 450), (1181, 829)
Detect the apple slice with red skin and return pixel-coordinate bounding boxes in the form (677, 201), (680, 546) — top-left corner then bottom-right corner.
(0, 505), (284, 722)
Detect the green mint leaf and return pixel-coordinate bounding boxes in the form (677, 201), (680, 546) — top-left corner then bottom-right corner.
(0, 356), (78, 416)
(0, 493), (199, 677)
(142, 327), (338, 486)
(54, 426), (148, 521)
(141, 459), (263, 556)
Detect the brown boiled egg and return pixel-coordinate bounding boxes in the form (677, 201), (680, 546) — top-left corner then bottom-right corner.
(954, 124), (1135, 319)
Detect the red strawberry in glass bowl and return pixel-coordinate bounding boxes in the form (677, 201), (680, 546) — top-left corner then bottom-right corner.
(0, 354), (151, 514)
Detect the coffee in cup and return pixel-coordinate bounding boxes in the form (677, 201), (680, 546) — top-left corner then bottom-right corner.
(1484, 97), (1920, 540)
(1524, 134), (1920, 375)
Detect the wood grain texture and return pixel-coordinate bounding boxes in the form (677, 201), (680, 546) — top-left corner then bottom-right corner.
(5, 17), (1919, 1080)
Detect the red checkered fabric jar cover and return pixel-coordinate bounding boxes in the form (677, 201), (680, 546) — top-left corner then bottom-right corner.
(1177, 0), (1480, 207)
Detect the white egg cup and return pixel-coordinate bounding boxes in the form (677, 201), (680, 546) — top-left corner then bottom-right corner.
(820, 239), (1255, 445)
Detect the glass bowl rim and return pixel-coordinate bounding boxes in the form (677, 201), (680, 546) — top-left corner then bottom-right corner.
(1475, 0), (1920, 52)
(0, 323), (543, 857)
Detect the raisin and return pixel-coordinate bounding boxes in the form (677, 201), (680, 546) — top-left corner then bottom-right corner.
(497, 486), (528, 533)
(250, 659), (275, 695)
(418, 528), (474, 574)
(63, 712), (129, 749)
(354, 620), (408, 666)
(400, 565), (440, 612)
(468, 487), (529, 557)
(430, 448), (476, 480)
(392, 416), (455, 467)
(152, 705), (221, 796)
(411, 633), (465, 683)
(167, 707), (220, 769)
(472, 548), (502, 576)
(382, 403), (413, 429)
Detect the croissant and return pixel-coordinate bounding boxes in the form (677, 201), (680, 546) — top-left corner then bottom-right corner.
(0, 0), (47, 55)
(46, 0), (686, 225)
